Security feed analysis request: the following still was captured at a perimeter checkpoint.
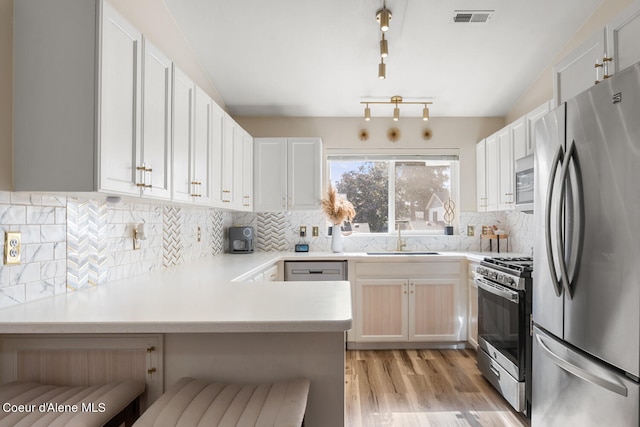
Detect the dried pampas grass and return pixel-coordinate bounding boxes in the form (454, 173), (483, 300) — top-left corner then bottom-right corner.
(321, 185), (356, 225)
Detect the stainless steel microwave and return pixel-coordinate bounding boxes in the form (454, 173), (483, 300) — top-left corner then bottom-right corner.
(515, 155), (534, 212)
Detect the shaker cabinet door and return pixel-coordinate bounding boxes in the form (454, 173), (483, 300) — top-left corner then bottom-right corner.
(140, 38), (172, 200)
(607, 1), (640, 75)
(254, 139), (288, 212)
(99, 2), (142, 195)
(171, 67), (195, 203)
(356, 278), (408, 342)
(553, 29), (606, 105)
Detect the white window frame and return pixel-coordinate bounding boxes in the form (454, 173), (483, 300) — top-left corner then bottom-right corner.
(326, 149), (460, 236)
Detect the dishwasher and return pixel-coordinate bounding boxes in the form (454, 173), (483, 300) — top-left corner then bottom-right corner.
(284, 261), (347, 281)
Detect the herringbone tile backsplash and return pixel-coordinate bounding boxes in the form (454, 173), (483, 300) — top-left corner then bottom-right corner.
(0, 191), (233, 308)
(257, 213), (286, 252)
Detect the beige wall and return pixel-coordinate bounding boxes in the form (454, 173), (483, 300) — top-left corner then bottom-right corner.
(236, 116), (505, 212)
(507, 0), (634, 122)
(0, 0), (12, 190)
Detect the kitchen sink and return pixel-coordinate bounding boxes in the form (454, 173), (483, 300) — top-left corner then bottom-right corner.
(366, 251), (441, 255)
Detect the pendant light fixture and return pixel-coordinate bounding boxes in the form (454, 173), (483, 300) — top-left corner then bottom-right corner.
(376, 1), (392, 32)
(422, 104), (430, 121)
(393, 96), (400, 121)
(380, 33), (388, 58)
(375, 1), (391, 78)
(360, 96), (434, 121)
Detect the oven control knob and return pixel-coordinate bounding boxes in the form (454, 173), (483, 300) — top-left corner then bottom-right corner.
(497, 274), (504, 282)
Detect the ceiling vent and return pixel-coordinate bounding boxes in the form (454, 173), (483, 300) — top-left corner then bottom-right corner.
(452, 10), (494, 23)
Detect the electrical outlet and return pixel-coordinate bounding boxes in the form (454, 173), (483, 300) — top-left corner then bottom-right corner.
(4, 231), (22, 265)
(467, 225), (475, 237)
(312, 226), (319, 237)
(299, 226), (307, 238)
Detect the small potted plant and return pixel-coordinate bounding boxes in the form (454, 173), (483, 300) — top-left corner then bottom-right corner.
(321, 185), (356, 252)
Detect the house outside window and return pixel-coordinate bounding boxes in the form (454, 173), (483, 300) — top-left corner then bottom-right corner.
(327, 152), (459, 234)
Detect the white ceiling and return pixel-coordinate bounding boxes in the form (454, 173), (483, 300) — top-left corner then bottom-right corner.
(162, 0), (604, 118)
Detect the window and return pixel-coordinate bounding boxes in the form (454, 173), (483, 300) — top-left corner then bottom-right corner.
(328, 154), (459, 234)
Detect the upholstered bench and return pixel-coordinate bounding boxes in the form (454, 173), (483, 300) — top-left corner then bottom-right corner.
(0, 379), (145, 427)
(133, 377), (310, 427)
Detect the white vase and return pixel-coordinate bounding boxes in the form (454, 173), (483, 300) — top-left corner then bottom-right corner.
(331, 225), (343, 253)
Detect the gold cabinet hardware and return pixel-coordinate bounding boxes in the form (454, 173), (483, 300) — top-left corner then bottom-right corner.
(147, 346), (156, 352)
(147, 367), (157, 375)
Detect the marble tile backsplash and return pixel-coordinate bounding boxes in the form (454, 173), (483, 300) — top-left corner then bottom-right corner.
(236, 210), (534, 255)
(0, 191), (233, 308)
(0, 188), (532, 308)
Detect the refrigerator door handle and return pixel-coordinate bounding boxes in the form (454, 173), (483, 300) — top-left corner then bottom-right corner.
(536, 333), (628, 397)
(545, 145), (564, 297)
(567, 139), (585, 297)
(557, 140), (584, 299)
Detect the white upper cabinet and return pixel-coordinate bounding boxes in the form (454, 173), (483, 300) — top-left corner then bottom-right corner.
(192, 86), (213, 205)
(218, 113), (254, 211)
(241, 131), (254, 211)
(209, 102), (225, 209)
(524, 101), (551, 157)
(606, 1), (640, 74)
(554, 1), (640, 105)
(221, 114), (237, 207)
(476, 139), (487, 212)
(171, 67), (195, 203)
(99, 2), (143, 196)
(511, 116), (527, 162)
(553, 29), (606, 105)
(139, 39), (173, 200)
(497, 127), (514, 210)
(253, 138), (322, 212)
(253, 138), (288, 211)
(287, 138), (323, 210)
(14, 0), (169, 199)
(172, 70), (212, 206)
(478, 100), (551, 212)
(484, 133), (499, 212)
(514, 101), (551, 161)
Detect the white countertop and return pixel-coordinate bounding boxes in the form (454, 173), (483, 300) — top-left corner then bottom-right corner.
(0, 250), (525, 334)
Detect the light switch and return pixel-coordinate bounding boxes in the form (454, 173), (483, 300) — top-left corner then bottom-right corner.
(312, 226), (319, 237)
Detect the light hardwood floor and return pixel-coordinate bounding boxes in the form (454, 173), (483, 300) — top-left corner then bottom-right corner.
(345, 349), (530, 427)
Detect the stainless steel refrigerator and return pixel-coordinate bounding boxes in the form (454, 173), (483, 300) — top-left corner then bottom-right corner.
(532, 62), (640, 426)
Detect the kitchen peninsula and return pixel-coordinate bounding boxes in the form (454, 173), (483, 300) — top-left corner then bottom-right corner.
(0, 255), (352, 427)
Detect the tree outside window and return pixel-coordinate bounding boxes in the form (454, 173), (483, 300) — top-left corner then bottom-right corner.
(328, 156), (457, 234)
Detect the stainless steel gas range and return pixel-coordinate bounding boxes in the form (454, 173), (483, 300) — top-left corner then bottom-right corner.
(475, 256), (533, 417)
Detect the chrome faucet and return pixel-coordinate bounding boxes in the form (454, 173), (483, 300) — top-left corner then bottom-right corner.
(396, 220), (408, 251)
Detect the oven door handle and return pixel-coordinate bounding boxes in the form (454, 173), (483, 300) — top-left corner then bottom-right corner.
(475, 277), (519, 303)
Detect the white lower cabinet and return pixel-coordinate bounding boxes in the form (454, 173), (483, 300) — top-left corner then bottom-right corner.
(353, 261), (466, 345)
(467, 262), (479, 349)
(244, 264), (279, 283)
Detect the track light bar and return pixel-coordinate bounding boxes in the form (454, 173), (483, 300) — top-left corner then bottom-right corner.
(360, 96), (433, 121)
